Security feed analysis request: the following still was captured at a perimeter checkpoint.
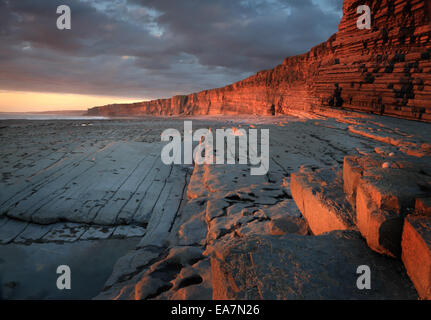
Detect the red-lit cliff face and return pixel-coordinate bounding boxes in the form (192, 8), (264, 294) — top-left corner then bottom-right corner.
(88, 0), (431, 121)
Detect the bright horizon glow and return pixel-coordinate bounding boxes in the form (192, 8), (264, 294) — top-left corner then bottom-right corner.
(0, 90), (147, 113)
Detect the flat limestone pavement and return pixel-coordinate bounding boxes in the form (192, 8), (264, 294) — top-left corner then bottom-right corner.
(94, 113), (431, 300)
(1, 113), (430, 299)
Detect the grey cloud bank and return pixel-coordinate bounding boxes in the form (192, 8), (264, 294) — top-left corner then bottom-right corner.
(0, 0), (342, 99)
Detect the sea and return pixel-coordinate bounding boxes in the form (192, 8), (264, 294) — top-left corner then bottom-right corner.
(0, 113), (108, 120)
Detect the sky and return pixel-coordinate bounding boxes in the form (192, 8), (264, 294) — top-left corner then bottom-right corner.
(0, 0), (343, 112)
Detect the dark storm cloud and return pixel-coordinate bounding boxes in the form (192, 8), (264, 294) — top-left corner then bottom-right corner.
(0, 0), (342, 99)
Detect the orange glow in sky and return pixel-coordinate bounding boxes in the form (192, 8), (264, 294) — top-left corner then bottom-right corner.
(0, 91), (145, 113)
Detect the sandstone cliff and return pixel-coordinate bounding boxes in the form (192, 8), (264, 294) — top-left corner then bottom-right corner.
(88, 0), (431, 121)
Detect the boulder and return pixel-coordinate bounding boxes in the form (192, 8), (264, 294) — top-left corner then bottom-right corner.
(402, 215), (431, 300)
(291, 168), (356, 235)
(356, 168), (431, 257)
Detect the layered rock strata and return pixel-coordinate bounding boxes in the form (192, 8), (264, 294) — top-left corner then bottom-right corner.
(291, 149), (431, 298)
(88, 0), (431, 122)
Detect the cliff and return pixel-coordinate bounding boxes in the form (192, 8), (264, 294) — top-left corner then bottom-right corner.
(88, 0), (431, 121)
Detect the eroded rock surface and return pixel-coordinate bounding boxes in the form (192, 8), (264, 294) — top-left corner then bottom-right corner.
(88, 113), (431, 300)
(211, 231), (416, 300)
(2, 112), (430, 299)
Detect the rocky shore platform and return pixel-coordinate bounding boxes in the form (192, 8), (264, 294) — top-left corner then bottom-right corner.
(1, 110), (429, 299)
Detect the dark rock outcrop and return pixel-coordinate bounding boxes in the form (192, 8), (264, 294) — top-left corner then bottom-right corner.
(88, 0), (431, 122)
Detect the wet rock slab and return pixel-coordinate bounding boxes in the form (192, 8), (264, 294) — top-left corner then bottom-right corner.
(211, 231), (417, 300)
(0, 238), (139, 299)
(0, 218), (146, 244)
(0, 140), (186, 227)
